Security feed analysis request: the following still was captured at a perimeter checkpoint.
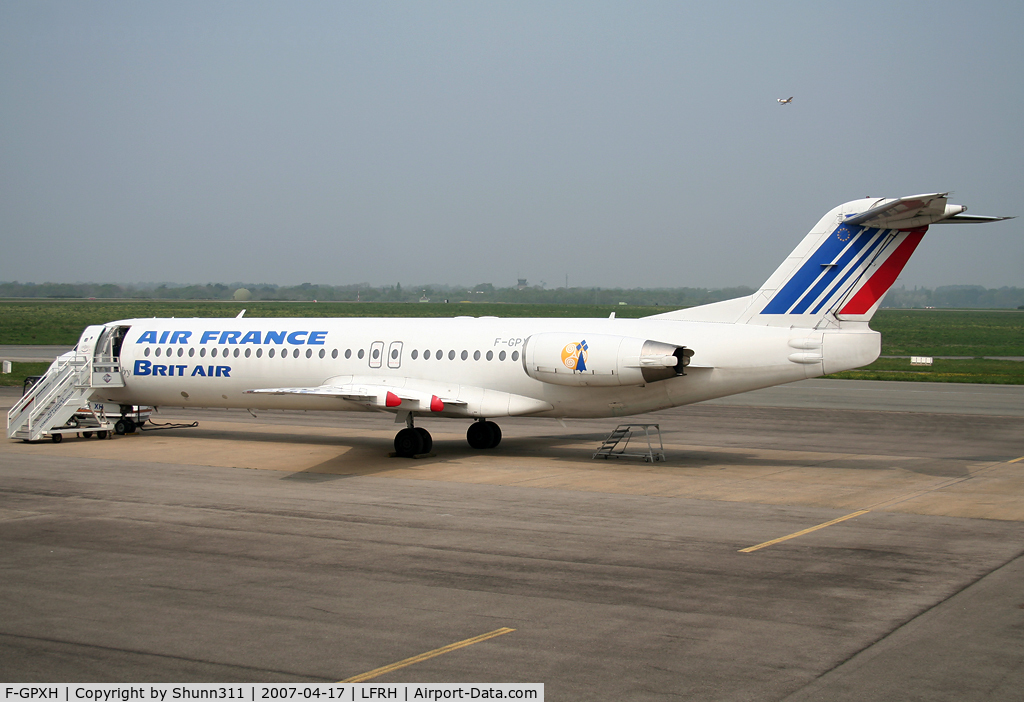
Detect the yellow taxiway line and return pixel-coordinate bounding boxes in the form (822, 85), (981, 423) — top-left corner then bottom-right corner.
(739, 510), (870, 553)
(340, 627), (516, 683)
(740, 455), (1024, 553)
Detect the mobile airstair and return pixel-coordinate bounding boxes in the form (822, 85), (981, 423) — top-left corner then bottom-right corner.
(7, 324), (128, 443)
(593, 423), (666, 462)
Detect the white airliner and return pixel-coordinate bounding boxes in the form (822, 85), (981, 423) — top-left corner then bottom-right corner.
(8, 193), (1010, 456)
(778, 96), (793, 104)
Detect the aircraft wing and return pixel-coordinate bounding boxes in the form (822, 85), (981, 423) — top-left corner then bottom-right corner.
(244, 383), (464, 411)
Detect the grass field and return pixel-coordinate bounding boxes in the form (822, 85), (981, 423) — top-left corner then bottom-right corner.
(0, 299), (663, 345)
(0, 362), (49, 388)
(1, 300), (1021, 384)
(824, 357), (1024, 384)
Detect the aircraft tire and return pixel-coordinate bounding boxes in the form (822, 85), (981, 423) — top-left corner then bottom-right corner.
(415, 428), (432, 454)
(114, 420), (127, 435)
(124, 418), (137, 434)
(394, 427), (424, 457)
(484, 421), (501, 449)
(467, 421), (495, 450)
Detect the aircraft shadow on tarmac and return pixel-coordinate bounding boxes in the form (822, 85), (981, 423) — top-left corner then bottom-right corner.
(141, 427), (968, 483)
(126, 423), (974, 482)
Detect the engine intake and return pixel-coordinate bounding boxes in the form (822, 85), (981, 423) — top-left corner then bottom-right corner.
(522, 333), (691, 387)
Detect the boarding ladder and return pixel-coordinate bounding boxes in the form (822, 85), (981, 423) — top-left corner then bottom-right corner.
(593, 423), (665, 463)
(7, 325), (126, 442)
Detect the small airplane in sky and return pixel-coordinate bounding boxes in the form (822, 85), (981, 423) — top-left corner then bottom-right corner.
(8, 194), (1011, 457)
(777, 96), (793, 104)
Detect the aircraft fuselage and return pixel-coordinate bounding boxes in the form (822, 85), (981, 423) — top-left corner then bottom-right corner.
(92, 315), (879, 419)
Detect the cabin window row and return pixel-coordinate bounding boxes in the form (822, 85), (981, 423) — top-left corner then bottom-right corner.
(142, 346), (521, 362)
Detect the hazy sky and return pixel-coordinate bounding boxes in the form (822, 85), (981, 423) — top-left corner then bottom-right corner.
(1, 1), (1021, 290)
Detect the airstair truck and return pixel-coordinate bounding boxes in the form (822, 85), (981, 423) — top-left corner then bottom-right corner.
(7, 324), (130, 443)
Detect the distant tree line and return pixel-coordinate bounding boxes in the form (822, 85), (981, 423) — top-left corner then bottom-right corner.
(0, 280), (755, 307)
(880, 285), (1024, 310)
(1, 280), (1022, 309)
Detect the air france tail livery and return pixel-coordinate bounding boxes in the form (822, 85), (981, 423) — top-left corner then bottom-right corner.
(8, 193), (1011, 456)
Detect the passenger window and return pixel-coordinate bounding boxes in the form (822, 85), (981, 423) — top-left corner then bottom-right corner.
(473, 350), (480, 360)
(424, 350), (431, 359)
(155, 348), (161, 357)
(512, 351), (519, 361)
(244, 348), (251, 358)
(256, 348), (262, 358)
(319, 349), (325, 359)
(486, 350), (493, 361)
(200, 348), (207, 358)
(499, 350), (506, 361)
(306, 349), (312, 358)
(178, 348), (184, 357)
(234, 348), (240, 358)
(189, 348), (195, 357)
(461, 350), (468, 360)
(211, 348), (217, 358)
(268, 348), (275, 358)
(332, 349), (338, 359)
(411, 349), (419, 360)
(358, 349), (365, 359)
(345, 349), (351, 359)
(448, 350), (455, 360)
(144, 347), (151, 357)
(293, 349), (300, 358)
(372, 348), (380, 360)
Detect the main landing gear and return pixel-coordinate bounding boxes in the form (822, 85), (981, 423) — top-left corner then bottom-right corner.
(391, 417), (502, 457)
(467, 419), (501, 450)
(394, 415), (433, 458)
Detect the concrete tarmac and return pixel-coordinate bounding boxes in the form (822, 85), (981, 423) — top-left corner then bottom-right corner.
(1, 381), (1022, 700)
(0, 345), (73, 363)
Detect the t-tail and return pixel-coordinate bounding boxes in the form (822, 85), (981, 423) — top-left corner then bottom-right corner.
(651, 193), (1011, 328)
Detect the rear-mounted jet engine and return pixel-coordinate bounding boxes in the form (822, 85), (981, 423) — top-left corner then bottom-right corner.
(522, 333), (692, 387)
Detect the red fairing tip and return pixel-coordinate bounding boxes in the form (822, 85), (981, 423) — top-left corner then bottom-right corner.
(430, 395), (444, 412)
(386, 391), (402, 408)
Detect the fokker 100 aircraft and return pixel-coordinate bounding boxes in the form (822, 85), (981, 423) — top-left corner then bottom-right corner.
(8, 193), (1010, 456)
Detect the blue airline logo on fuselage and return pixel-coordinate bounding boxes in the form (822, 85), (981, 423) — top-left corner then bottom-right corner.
(135, 330), (328, 345)
(134, 360), (230, 377)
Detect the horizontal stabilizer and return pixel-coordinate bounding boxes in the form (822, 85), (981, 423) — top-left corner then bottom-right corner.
(934, 213), (1015, 224)
(844, 193), (1013, 229)
(844, 193), (956, 229)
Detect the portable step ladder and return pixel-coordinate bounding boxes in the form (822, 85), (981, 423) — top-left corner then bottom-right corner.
(593, 423), (665, 462)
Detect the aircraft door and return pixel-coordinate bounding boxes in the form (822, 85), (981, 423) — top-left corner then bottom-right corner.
(369, 341), (385, 369)
(387, 341), (403, 369)
(75, 325), (108, 359)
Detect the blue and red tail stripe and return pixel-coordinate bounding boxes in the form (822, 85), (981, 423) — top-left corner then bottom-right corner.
(809, 229), (892, 314)
(761, 224), (881, 314)
(837, 228), (926, 315)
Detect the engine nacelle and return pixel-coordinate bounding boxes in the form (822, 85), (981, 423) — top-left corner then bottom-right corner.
(522, 333), (691, 387)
